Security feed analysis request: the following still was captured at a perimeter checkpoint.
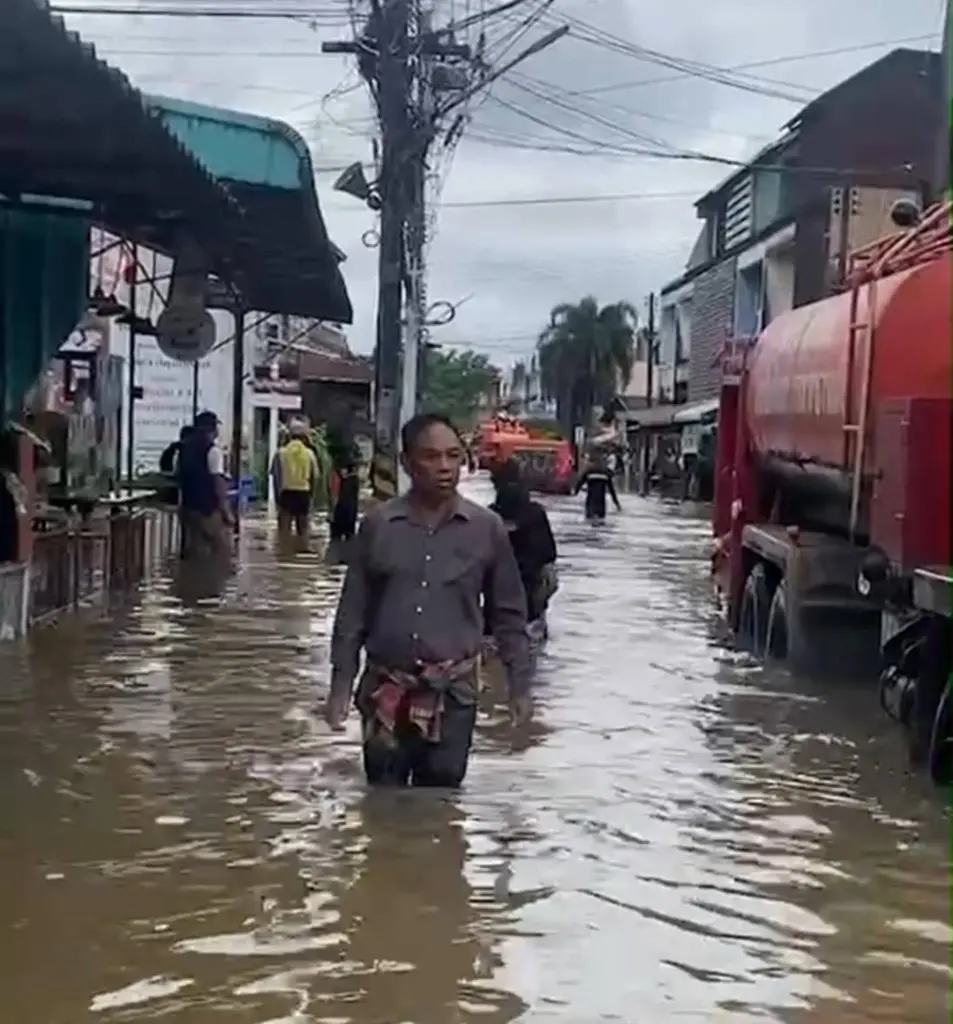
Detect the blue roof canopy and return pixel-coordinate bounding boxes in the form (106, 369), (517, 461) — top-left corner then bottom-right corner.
(149, 97), (353, 324)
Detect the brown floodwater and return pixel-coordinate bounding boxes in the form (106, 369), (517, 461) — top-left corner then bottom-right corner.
(0, 476), (948, 1023)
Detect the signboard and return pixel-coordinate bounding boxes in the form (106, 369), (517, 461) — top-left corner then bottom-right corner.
(681, 422), (702, 457)
(155, 306), (216, 363)
(111, 317), (252, 477)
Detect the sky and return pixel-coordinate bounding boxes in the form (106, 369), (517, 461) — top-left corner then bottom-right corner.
(62, 0), (946, 371)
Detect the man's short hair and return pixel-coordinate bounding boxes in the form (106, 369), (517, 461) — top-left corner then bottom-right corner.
(400, 412), (461, 454)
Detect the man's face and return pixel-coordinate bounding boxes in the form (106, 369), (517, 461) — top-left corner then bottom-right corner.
(404, 422), (463, 498)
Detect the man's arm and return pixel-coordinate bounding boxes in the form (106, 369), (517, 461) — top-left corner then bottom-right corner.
(606, 473), (622, 511)
(573, 471), (587, 496)
(484, 517), (532, 699)
(207, 445), (233, 521)
(534, 505), (558, 566)
(329, 516), (374, 704)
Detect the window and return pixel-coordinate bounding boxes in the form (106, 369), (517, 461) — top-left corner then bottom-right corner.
(706, 211), (723, 258)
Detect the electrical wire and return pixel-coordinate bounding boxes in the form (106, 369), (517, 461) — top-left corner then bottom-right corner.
(507, 70), (777, 145)
(495, 5), (815, 102)
(572, 33), (941, 96)
(53, 2), (353, 19)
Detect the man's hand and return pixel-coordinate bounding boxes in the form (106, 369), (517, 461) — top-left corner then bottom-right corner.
(509, 692), (533, 727)
(323, 695), (350, 732)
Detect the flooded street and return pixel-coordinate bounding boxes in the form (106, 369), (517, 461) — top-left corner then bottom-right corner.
(0, 477), (948, 1023)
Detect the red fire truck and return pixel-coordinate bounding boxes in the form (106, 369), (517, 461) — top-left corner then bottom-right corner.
(712, 199), (952, 783)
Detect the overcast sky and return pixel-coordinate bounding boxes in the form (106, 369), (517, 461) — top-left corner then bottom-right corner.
(65, 0), (944, 369)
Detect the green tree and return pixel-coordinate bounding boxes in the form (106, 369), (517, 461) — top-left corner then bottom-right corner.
(419, 347), (499, 426)
(536, 296), (638, 433)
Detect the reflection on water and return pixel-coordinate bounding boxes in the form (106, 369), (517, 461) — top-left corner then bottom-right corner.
(0, 478), (948, 1023)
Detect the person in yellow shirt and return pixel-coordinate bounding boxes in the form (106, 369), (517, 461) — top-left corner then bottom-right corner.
(271, 418), (319, 543)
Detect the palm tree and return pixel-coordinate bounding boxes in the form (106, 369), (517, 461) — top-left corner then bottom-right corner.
(536, 296), (638, 433)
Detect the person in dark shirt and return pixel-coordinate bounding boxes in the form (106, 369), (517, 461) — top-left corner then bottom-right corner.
(489, 460), (558, 627)
(574, 454), (622, 520)
(329, 461), (360, 542)
(326, 413), (532, 788)
(159, 425), (192, 475)
(158, 425), (192, 505)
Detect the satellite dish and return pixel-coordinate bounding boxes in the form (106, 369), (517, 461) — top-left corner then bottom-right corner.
(155, 305), (216, 363)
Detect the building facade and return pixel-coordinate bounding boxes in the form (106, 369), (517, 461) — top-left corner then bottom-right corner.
(660, 48), (941, 403)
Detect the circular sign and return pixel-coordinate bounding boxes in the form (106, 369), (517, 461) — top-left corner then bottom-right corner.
(155, 305), (216, 363)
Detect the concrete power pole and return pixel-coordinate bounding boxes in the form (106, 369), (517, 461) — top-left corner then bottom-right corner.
(325, 0), (465, 499)
(640, 292), (656, 496)
(326, 4), (568, 498)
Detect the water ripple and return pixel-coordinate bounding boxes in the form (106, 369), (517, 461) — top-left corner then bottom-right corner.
(0, 476), (948, 1022)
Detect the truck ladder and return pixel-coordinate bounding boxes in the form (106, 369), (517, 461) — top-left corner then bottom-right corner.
(841, 199), (952, 543)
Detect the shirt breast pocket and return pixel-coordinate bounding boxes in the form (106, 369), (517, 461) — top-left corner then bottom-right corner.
(367, 534), (404, 579)
(437, 547), (484, 592)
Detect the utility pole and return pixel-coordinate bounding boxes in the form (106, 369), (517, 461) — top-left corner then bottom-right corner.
(640, 292), (656, 496)
(325, 1), (461, 499)
(325, 2), (567, 498)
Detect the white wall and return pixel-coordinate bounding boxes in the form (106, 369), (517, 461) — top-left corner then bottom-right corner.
(109, 316), (255, 476)
(91, 234), (255, 476)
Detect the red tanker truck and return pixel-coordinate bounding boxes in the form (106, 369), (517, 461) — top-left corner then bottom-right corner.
(712, 198), (952, 783)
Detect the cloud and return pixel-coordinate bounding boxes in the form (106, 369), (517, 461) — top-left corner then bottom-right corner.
(65, 0), (944, 367)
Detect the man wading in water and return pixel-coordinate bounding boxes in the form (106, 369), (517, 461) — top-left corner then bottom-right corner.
(325, 413), (533, 787)
(575, 452), (622, 521)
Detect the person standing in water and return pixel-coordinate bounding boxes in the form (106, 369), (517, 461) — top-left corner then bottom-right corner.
(574, 453), (622, 520)
(326, 412), (532, 788)
(179, 411), (233, 560)
(271, 418), (319, 543)
(329, 460), (360, 542)
(489, 460), (558, 634)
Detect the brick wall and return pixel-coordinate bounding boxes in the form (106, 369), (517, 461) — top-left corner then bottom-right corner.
(687, 257), (736, 402)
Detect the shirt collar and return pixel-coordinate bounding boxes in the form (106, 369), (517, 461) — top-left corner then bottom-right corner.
(384, 493), (470, 522)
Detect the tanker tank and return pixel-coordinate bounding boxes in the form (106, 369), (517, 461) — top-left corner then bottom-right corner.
(743, 249), (952, 538)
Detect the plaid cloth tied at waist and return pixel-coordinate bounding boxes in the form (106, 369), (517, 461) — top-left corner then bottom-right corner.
(362, 655), (480, 746)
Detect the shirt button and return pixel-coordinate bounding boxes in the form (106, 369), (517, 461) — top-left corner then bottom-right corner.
(425, 554), (432, 562)
(421, 581), (428, 588)
(412, 633), (419, 640)
(416, 606), (422, 614)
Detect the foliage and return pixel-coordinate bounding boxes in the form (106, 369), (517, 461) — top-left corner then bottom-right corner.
(536, 296), (638, 432)
(308, 424), (334, 509)
(418, 347), (500, 427)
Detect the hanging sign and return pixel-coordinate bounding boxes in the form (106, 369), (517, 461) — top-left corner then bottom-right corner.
(155, 305), (217, 363)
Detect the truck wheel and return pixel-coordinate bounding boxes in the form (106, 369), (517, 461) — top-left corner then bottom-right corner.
(738, 563), (771, 656)
(765, 581), (788, 662)
(927, 681), (953, 785)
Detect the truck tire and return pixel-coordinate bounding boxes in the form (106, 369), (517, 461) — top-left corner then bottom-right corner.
(765, 580), (788, 662)
(927, 682), (953, 785)
(738, 563), (771, 656)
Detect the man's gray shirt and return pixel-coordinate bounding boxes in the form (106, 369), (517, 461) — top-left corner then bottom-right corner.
(330, 494), (531, 701)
